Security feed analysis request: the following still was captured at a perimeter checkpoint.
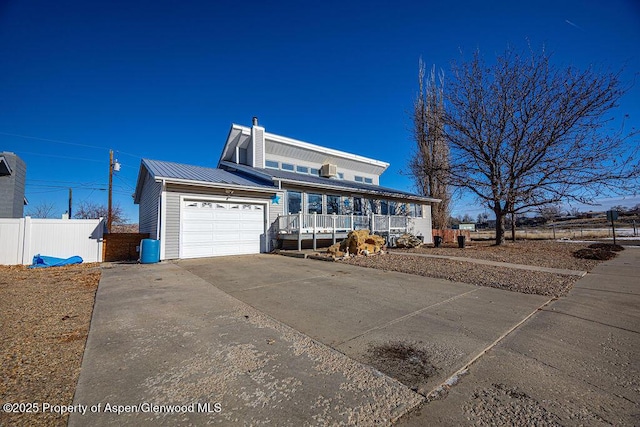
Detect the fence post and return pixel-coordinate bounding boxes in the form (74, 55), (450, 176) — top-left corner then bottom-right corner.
(388, 215), (391, 234)
(350, 214), (354, 231)
(21, 216), (32, 265)
(371, 214), (375, 233)
(298, 212), (303, 251)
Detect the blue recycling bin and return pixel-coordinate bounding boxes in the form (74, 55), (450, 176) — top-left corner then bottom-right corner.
(140, 239), (160, 264)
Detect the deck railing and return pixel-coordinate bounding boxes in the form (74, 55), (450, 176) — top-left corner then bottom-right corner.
(276, 213), (414, 250)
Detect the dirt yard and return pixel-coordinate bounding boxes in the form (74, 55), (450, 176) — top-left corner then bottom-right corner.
(0, 263), (100, 427)
(342, 240), (609, 297)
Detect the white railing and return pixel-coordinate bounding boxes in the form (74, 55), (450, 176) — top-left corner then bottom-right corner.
(276, 213), (417, 250)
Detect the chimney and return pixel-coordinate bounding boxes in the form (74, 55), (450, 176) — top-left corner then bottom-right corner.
(252, 116), (259, 126)
(249, 117), (265, 168)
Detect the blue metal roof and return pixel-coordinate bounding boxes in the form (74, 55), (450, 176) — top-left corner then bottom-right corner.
(141, 159), (274, 189)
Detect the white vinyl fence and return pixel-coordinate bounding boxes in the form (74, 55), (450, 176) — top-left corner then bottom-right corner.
(0, 217), (104, 265)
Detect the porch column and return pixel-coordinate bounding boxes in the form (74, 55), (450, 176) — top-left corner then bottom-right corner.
(312, 212), (317, 251)
(297, 211), (303, 251)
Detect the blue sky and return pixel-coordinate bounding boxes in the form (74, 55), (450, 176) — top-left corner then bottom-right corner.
(1, 0), (639, 222)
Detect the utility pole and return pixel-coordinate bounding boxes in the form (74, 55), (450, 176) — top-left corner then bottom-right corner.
(108, 149), (113, 234)
(68, 188), (72, 219)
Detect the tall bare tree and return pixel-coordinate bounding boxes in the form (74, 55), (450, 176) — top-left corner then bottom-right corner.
(410, 58), (450, 229)
(444, 47), (639, 244)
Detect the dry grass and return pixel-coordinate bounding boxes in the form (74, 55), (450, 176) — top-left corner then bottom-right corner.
(0, 263), (100, 427)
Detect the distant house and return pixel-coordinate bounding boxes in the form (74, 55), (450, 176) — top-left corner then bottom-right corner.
(134, 118), (440, 260)
(454, 223), (476, 232)
(0, 152), (26, 218)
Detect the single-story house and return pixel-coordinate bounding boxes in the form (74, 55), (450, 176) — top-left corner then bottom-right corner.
(134, 118), (440, 260)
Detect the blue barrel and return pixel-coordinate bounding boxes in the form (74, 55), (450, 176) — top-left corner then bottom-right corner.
(140, 239), (160, 264)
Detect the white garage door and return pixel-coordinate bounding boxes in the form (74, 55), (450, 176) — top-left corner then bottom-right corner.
(180, 200), (265, 258)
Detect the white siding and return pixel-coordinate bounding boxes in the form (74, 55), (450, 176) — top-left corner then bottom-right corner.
(137, 170), (161, 238)
(0, 217), (104, 265)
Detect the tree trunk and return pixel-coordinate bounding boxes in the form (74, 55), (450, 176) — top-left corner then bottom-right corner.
(494, 208), (506, 245)
(511, 214), (516, 241)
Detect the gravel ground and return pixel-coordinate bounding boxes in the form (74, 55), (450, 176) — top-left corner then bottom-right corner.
(341, 241), (605, 297)
(0, 264), (100, 427)
(399, 240), (601, 271)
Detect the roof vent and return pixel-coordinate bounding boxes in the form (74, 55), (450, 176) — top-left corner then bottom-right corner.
(320, 163), (337, 178)
(252, 116), (258, 126)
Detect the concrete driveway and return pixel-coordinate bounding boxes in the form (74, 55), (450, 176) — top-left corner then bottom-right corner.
(178, 255), (549, 396)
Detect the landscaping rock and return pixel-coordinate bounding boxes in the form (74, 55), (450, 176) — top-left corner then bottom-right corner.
(395, 233), (423, 249)
(326, 230), (385, 257)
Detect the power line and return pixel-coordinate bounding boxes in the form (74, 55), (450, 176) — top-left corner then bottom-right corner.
(17, 151), (105, 164)
(0, 131), (144, 159)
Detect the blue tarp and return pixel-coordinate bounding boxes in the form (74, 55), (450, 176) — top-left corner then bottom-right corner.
(30, 254), (83, 269)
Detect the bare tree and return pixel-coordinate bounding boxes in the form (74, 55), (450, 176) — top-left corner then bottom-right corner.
(74, 201), (129, 225)
(444, 47), (639, 244)
(410, 58), (451, 229)
(26, 201), (57, 218)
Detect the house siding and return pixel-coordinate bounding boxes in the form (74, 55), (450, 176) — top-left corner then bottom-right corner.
(165, 191), (181, 259)
(137, 171), (161, 238)
(0, 153), (26, 218)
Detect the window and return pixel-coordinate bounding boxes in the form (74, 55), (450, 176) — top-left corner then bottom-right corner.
(310, 168), (319, 176)
(337, 172), (344, 180)
(364, 177), (373, 184)
(327, 195), (341, 214)
(287, 191), (301, 214)
(353, 197), (363, 215)
(380, 200), (389, 215)
(388, 201), (397, 215)
(296, 165), (309, 174)
(354, 176), (364, 182)
(307, 193), (323, 214)
(281, 163), (294, 171)
(265, 160), (279, 169)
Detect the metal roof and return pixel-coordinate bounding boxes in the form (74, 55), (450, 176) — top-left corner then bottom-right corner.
(220, 161), (439, 203)
(141, 159), (275, 189)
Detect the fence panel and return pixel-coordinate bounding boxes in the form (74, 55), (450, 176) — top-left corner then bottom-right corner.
(0, 217), (104, 265)
(0, 219), (24, 265)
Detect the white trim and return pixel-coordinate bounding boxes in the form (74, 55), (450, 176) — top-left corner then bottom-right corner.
(154, 176), (275, 194)
(231, 124), (389, 169)
(178, 195), (270, 258)
(160, 180), (167, 260)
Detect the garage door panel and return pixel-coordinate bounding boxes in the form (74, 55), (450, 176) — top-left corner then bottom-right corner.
(181, 201), (265, 258)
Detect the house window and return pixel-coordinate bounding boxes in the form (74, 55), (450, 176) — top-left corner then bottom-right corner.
(354, 176), (364, 182)
(265, 160), (279, 169)
(364, 177), (373, 184)
(287, 191), (302, 214)
(380, 200), (389, 215)
(307, 193), (323, 214)
(353, 197), (363, 215)
(296, 165), (309, 174)
(327, 195), (341, 214)
(310, 168), (319, 176)
(389, 201), (397, 215)
(281, 163), (294, 171)
(337, 172), (344, 180)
